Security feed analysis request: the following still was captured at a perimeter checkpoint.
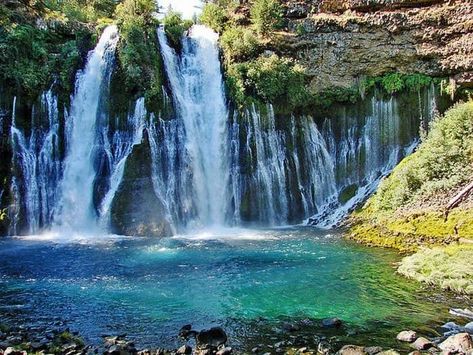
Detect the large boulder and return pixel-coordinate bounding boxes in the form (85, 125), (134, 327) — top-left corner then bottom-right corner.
(196, 327), (228, 349)
(110, 130), (173, 238)
(396, 330), (417, 342)
(439, 333), (473, 354)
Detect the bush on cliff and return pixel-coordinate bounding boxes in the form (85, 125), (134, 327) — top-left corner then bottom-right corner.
(114, 0), (165, 111)
(163, 11), (193, 51)
(250, 0), (283, 36)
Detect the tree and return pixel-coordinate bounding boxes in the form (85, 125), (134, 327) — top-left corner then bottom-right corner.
(250, 0), (282, 36)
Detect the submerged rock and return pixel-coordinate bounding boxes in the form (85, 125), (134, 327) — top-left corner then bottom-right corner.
(396, 330), (417, 342)
(321, 318), (343, 328)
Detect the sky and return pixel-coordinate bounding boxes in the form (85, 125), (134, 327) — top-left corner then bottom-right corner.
(158, 0), (203, 19)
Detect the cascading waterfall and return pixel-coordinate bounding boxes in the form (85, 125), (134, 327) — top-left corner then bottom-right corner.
(98, 98), (146, 226)
(157, 26), (229, 227)
(10, 91), (61, 234)
(54, 25), (119, 231)
(228, 105), (336, 225)
(2, 24), (439, 235)
(310, 89), (436, 227)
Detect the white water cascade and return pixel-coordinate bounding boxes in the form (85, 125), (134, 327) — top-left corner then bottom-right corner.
(10, 91), (61, 234)
(157, 26), (230, 227)
(54, 25), (119, 231)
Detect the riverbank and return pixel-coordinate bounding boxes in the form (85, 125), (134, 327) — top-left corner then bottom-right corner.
(347, 101), (473, 295)
(1, 309), (473, 355)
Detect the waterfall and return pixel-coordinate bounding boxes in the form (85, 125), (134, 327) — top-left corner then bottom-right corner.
(309, 91), (435, 227)
(157, 26), (230, 227)
(98, 98), (146, 226)
(54, 25), (119, 231)
(9, 91), (61, 234)
(228, 105), (336, 225)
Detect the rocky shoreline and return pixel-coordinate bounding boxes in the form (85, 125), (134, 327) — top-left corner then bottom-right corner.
(1, 310), (473, 355)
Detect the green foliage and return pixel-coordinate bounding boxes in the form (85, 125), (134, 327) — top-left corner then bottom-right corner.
(370, 101), (473, 213)
(163, 11), (193, 51)
(362, 73), (434, 96)
(220, 26), (260, 62)
(250, 0), (283, 36)
(244, 54), (309, 109)
(312, 86), (358, 110)
(115, 0), (164, 113)
(380, 73), (404, 94)
(199, 3), (226, 33)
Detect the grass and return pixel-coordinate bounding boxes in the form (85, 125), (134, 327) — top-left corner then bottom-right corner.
(398, 244), (473, 295)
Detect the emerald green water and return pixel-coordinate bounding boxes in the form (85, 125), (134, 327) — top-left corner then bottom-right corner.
(0, 228), (464, 350)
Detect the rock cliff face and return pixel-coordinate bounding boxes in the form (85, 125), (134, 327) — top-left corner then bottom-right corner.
(278, 0), (472, 91)
(110, 130), (173, 238)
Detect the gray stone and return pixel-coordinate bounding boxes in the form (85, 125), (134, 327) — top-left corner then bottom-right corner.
(336, 345), (367, 355)
(396, 330), (417, 342)
(412, 337), (433, 350)
(377, 351), (400, 355)
(439, 333), (473, 354)
(465, 322), (473, 334)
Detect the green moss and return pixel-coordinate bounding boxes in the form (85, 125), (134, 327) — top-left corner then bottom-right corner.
(398, 244), (473, 295)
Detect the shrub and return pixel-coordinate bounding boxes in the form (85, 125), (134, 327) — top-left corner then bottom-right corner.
(246, 54), (309, 108)
(220, 26), (259, 62)
(250, 0), (283, 36)
(115, 0), (164, 109)
(163, 10), (193, 51)
(380, 73), (404, 94)
(199, 3), (226, 33)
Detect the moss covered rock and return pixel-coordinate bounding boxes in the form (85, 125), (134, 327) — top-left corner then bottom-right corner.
(110, 130), (172, 238)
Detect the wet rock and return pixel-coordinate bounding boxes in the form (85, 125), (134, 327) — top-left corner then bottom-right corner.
(412, 337), (433, 350)
(439, 333), (473, 354)
(336, 345), (367, 355)
(364, 346), (383, 355)
(465, 322), (473, 334)
(407, 352), (421, 355)
(321, 318), (342, 328)
(179, 325), (194, 340)
(282, 322), (301, 332)
(216, 347), (232, 355)
(196, 327), (227, 349)
(3, 348), (26, 355)
(318, 341), (332, 355)
(176, 345), (192, 355)
(450, 308), (473, 320)
(298, 347), (309, 353)
(251, 347), (261, 353)
(396, 330), (417, 342)
(377, 350), (400, 355)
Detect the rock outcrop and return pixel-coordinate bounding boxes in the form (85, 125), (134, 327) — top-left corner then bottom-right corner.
(276, 0), (472, 91)
(110, 130), (173, 238)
